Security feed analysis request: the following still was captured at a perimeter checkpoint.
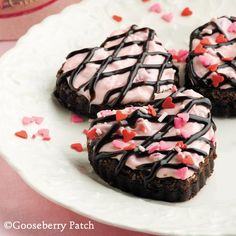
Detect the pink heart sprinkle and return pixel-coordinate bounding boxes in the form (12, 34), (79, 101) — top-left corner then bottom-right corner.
(175, 167), (188, 180)
(22, 117), (33, 125)
(174, 117), (183, 129)
(32, 116), (44, 125)
(161, 13), (173, 23)
(178, 49), (189, 62)
(149, 3), (162, 13)
(37, 129), (49, 136)
(171, 85), (177, 92)
(198, 55), (211, 66)
(174, 113), (189, 129)
(228, 22), (236, 33)
(178, 113), (189, 122)
(71, 114), (84, 123)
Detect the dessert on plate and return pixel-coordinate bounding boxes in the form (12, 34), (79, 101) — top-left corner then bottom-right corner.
(186, 16), (236, 117)
(87, 88), (217, 202)
(54, 25), (178, 118)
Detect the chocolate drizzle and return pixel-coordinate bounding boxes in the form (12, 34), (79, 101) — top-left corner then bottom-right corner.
(56, 25), (178, 112)
(186, 16), (236, 90)
(89, 88), (215, 188)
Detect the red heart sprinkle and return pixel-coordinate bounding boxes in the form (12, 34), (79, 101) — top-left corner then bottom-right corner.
(116, 110), (128, 122)
(112, 15), (122, 22)
(70, 143), (83, 152)
(86, 128), (97, 140)
(147, 105), (157, 116)
(215, 34), (228, 44)
(123, 143), (136, 151)
(122, 129), (136, 142)
(222, 57), (234, 62)
(176, 141), (187, 149)
(208, 64), (218, 72)
(142, 0), (150, 2)
(182, 155), (194, 165)
(200, 38), (211, 46)
(162, 97), (175, 109)
(211, 74), (224, 88)
(15, 130), (28, 139)
(181, 7), (192, 16)
(194, 44), (206, 54)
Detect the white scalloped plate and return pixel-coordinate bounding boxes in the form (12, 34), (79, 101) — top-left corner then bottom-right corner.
(0, 0), (236, 235)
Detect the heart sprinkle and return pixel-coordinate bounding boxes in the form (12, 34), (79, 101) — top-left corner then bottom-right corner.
(200, 38), (211, 46)
(147, 105), (157, 117)
(211, 74), (224, 87)
(122, 129), (136, 142)
(174, 113), (189, 129)
(15, 130), (28, 139)
(215, 34), (228, 44)
(194, 44), (206, 54)
(181, 7), (192, 16)
(86, 128), (97, 140)
(116, 110), (128, 122)
(112, 15), (122, 22)
(161, 13), (173, 23)
(208, 64), (218, 72)
(176, 141), (187, 149)
(162, 97), (175, 109)
(149, 3), (162, 14)
(71, 114), (84, 123)
(71, 143), (83, 152)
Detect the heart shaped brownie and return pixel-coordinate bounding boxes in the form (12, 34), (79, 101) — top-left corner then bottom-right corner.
(54, 25), (178, 118)
(186, 16), (236, 117)
(87, 88), (216, 202)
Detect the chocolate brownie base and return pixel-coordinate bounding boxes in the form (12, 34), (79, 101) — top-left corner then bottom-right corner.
(88, 147), (217, 202)
(195, 88), (236, 117)
(185, 73), (236, 117)
(53, 69), (91, 117)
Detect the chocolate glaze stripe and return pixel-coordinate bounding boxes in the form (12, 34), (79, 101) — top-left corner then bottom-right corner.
(90, 90), (214, 187)
(187, 16), (236, 89)
(57, 25), (177, 109)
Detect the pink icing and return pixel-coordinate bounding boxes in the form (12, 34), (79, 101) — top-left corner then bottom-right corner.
(89, 89), (216, 180)
(62, 26), (176, 105)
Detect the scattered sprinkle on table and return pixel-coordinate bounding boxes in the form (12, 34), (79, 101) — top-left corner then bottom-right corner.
(112, 15), (122, 22)
(70, 143), (83, 152)
(181, 7), (193, 17)
(161, 13), (173, 23)
(71, 114), (84, 123)
(22, 116), (44, 125)
(15, 130), (28, 139)
(149, 3), (162, 14)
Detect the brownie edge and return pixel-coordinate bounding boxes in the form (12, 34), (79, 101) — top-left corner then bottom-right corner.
(88, 146), (217, 202)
